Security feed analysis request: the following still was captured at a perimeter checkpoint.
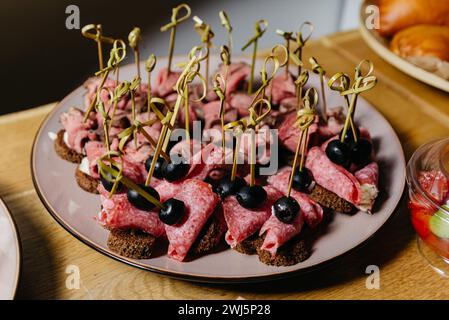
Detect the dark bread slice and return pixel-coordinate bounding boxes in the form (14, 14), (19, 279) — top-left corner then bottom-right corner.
(190, 213), (225, 256)
(54, 130), (83, 163)
(234, 233), (263, 255)
(309, 184), (355, 214)
(75, 166), (99, 194)
(257, 236), (310, 267)
(107, 229), (156, 259)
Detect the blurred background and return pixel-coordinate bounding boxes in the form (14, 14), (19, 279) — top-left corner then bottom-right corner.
(0, 0), (362, 115)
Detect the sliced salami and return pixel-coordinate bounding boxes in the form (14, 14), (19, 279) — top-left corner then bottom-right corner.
(223, 186), (283, 247)
(184, 143), (233, 181)
(278, 111), (319, 153)
(355, 162), (379, 186)
(164, 179), (220, 261)
(306, 147), (362, 205)
(155, 179), (183, 202)
(354, 162), (379, 213)
(267, 170), (324, 228)
(97, 185), (165, 237)
(259, 211), (304, 257)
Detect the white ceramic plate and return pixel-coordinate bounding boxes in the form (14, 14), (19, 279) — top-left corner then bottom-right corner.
(0, 198), (21, 299)
(31, 56), (406, 283)
(359, 0), (449, 93)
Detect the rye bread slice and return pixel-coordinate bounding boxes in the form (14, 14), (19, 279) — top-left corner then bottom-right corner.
(257, 236), (310, 267)
(234, 233), (263, 255)
(75, 166), (99, 194)
(190, 213), (225, 256)
(107, 229), (156, 259)
(309, 184), (355, 214)
(54, 130), (83, 163)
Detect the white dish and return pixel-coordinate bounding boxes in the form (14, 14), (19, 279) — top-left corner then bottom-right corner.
(0, 198), (21, 299)
(31, 56), (406, 282)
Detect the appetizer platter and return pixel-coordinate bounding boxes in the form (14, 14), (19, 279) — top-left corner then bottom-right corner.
(32, 4), (405, 282)
(360, 0), (449, 93)
(0, 198), (21, 299)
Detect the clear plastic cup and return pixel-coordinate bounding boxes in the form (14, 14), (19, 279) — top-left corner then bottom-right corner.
(406, 138), (449, 276)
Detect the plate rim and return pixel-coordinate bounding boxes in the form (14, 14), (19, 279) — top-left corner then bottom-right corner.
(30, 59), (406, 283)
(0, 197), (22, 299)
(359, 0), (449, 93)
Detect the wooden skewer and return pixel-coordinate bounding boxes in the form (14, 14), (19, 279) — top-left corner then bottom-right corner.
(293, 22), (314, 77)
(219, 11), (233, 58)
(81, 24), (115, 70)
(193, 16), (214, 93)
(160, 3), (191, 74)
(128, 27), (142, 79)
(242, 19), (268, 95)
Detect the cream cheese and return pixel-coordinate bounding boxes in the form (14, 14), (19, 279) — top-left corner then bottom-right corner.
(357, 184), (379, 213)
(79, 157), (91, 176)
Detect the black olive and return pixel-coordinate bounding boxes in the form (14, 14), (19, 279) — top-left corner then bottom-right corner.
(236, 185), (267, 209)
(213, 177), (247, 200)
(159, 198), (186, 225)
(273, 196), (300, 223)
(100, 166), (124, 192)
(325, 140), (350, 166)
(127, 184), (160, 211)
(293, 168), (313, 193)
(339, 127), (360, 144)
(145, 155), (167, 179)
(350, 138), (372, 165)
(163, 158), (190, 182)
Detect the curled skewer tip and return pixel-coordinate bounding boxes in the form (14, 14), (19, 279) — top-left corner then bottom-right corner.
(128, 27), (141, 50)
(219, 11), (232, 32)
(145, 54), (157, 73)
(160, 3), (191, 32)
(220, 45), (231, 66)
(270, 44), (289, 68)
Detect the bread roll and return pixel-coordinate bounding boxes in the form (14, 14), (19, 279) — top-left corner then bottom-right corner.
(379, 0), (449, 37)
(390, 25), (449, 62)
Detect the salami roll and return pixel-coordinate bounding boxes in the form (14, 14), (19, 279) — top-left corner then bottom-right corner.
(259, 212), (304, 257)
(355, 162), (378, 186)
(306, 147), (362, 205)
(184, 143), (233, 182)
(223, 186), (283, 248)
(97, 185), (165, 238)
(164, 179), (220, 261)
(354, 162), (379, 213)
(278, 112), (319, 153)
(84, 140), (145, 183)
(155, 180), (183, 203)
(267, 170), (323, 228)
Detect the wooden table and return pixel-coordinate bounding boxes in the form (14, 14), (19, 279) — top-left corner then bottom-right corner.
(3, 30), (449, 300)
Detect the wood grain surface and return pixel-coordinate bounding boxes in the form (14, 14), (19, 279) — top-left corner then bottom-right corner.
(2, 30), (449, 300)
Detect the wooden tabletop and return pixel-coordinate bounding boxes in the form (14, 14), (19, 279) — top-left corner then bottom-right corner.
(3, 30), (449, 300)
